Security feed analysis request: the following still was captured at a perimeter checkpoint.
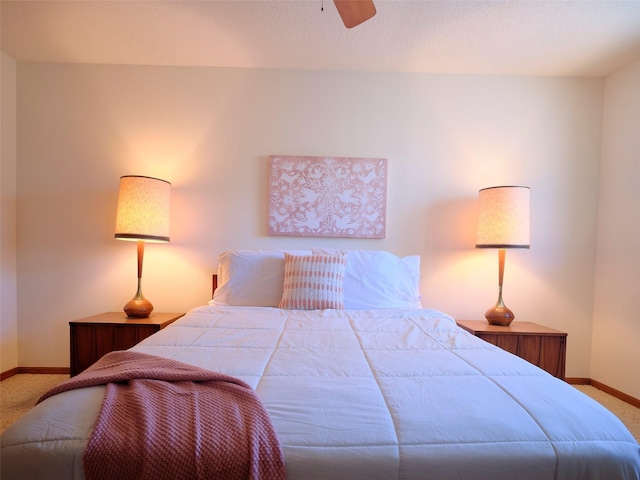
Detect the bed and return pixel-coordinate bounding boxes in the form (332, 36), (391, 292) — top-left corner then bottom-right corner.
(2, 249), (639, 479)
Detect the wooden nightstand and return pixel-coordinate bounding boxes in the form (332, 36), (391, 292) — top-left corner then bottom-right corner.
(70, 312), (184, 376)
(456, 320), (567, 380)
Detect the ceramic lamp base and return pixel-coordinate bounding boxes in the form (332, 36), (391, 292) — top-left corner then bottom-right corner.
(485, 305), (515, 326)
(124, 295), (153, 318)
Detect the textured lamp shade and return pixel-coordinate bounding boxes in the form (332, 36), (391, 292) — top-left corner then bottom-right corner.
(115, 175), (171, 318)
(115, 176), (171, 242)
(476, 186), (530, 326)
(476, 186), (530, 248)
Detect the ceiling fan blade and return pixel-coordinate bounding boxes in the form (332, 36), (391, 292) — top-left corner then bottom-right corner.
(333, 0), (376, 29)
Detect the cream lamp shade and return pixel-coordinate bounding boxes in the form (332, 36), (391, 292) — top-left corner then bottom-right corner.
(115, 175), (171, 243)
(476, 186), (530, 249)
(476, 186), (530, 326)
(115, 175), (171, 318)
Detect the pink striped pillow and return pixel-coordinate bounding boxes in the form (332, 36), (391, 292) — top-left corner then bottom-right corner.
(279, 253), (347, 310)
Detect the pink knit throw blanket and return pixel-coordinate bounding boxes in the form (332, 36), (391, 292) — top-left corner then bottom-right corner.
(38, 351), (286, 480)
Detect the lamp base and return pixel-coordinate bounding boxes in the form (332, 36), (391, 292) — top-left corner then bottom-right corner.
(485, 305), (515, 326)
(124, 296), (153, 318)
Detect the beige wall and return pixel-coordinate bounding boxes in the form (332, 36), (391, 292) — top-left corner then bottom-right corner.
(1, 53), (19, 373)
(591, 58), (640, 398)
(9, 62), (610, 384)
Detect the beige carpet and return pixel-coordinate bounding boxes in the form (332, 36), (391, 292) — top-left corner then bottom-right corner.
(1, 374), (69, 432)
(1, 374), (639, 443)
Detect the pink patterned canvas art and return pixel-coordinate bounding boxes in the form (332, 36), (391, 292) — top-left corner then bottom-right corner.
(268, 155), (387, 238)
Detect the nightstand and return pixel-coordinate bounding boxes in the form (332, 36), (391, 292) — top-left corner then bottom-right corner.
(70, 312), (184, 376)
(456, 320), (567, 380)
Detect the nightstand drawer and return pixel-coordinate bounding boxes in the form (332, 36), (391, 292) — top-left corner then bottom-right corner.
(456, 320), (567, 380)
(70, 312), (183, 376)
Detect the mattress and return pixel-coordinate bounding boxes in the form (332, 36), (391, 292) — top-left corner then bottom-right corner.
(2, 305), (639, 479)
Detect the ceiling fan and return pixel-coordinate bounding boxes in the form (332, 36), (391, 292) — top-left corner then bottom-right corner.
(333, 0), (376, 28)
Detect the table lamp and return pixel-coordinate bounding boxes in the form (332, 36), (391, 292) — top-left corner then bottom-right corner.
(476, 186), (530, 326)
(114, 175), (171, 318)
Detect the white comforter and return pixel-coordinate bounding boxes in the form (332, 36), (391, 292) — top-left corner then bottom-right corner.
(2, 306), (639, 479)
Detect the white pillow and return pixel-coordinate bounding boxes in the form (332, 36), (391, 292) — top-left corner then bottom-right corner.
(213, 249), (311, 306)
(279, 253), (347, 310)
(311, 248), (422, 309)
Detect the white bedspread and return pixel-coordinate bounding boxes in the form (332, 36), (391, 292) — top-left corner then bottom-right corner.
(2, 306), (639, 479)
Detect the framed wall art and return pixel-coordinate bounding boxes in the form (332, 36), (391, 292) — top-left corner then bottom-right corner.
(268, 155), (387, 238)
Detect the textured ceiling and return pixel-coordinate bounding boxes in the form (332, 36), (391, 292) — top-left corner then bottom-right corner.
(2, 0), (639, 77)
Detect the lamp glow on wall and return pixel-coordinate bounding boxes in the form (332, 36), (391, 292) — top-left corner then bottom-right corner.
(476, 186), (530, 326)
(115, 175), (171, 318)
